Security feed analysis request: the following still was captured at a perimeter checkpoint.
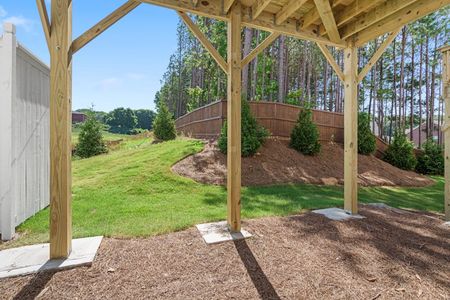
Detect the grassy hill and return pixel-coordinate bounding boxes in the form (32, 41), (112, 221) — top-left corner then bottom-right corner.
(2, 136), (444, 249)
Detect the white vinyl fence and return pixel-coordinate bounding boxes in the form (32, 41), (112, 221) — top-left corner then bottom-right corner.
(0, 23), (50, 240)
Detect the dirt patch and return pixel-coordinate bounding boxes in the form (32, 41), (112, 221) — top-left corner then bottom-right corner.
(1, 206), (448, 299)
(172, 138), (433, 187)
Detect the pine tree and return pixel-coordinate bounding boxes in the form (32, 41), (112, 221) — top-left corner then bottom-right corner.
(153, 103), (177, 141)
(76, 111), (107, 159)
(383, 131), (417, 170)
(358, 112), (376, 155)
(290, 106), (321, 155)
(218, 100), (269, 157)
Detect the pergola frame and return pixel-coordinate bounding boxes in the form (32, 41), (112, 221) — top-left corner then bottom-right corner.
(36, 0), (449, 258)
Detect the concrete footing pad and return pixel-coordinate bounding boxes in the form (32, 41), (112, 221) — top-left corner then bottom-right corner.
(312, 208), (365, 221)
(0, 236), (103, 279)
(196, 221), (252, 244)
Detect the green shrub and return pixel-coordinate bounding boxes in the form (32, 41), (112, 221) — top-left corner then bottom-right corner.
(383, 131), (417, 170)
(415, 138), (444, 175)
(153, 103), (177, 141)
(75, 111), (107, 159)
(358, 112), (376, 155)
(290, 107), (321, 155)
(218, 100), (269, 157)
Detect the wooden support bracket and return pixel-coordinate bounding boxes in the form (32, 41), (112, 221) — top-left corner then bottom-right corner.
(241, 32), (280, 67)
(178, 11), (228, 74)
(316, 43), (344, 83)
(36, 0), (51, 50)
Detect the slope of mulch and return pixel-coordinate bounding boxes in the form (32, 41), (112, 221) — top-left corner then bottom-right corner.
(172, 138), (433, 187)
(1, 206), (449, 299)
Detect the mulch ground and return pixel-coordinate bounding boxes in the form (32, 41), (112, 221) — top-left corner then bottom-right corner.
(1, 206), (449, 300)
(172, 139), (434, 187)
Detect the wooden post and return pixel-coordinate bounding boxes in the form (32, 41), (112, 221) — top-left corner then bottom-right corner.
(227, 1), (242, 232)
(343, 41), (358, 214)
(440, 45), (450, 221)
(0, 23), (17, 240)
(49, 0), (73, 259)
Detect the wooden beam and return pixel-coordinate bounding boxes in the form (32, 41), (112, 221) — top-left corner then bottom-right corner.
(50, 0), (72, 259)
(223, 0), (236, 14)
(36, 0), (51, 50)
(318, 0), (385, 35)
(72, 0), (140, 54)
(275, 0), (309, 25)
(241, 32), (280, 67)
(302, 0), (345, 29)
(357, 28), (402, 83)
(341, 0), (419, 40)
(441, 46), (450, 221)
(138, 0), (345, 47)
(343, 41), (358, 214)
(316, 43), (344, 83)
(354, 0), (450, 46)
(251, 0), (271, 20)
(178, 11), (228, 73)
(313, 0), (341, 43)
(227, 1), (242, 232)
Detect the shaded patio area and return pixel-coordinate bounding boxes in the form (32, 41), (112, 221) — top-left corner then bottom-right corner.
(1, 205), (448, 299)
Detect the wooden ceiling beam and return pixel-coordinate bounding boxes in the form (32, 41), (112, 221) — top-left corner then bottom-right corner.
(36, 0), (51, 50)
(354, 0), (450, 46)
(72, 0), (140, 54)
(251, 0), (272, 20)
(223, 0), (236, 14)
(340, 0), (419, 40)
(313, 0), (341, 43)
(178, 11), (228, 73)
(302, 0), (345, 29)
(275, 0), (309, 25)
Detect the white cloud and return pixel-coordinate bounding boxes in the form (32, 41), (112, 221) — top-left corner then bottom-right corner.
(3, 16), (34, 32)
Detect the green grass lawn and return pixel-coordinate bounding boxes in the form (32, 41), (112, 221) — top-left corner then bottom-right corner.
(2, 137), (445, 249)
(72, 127), (130, 145)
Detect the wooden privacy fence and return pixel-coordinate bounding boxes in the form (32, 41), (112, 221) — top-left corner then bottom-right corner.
(175, 100), (389, 158)
(0, 24), (50, 240)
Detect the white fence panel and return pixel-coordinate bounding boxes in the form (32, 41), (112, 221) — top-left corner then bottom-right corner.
(0, 23), (50, 240)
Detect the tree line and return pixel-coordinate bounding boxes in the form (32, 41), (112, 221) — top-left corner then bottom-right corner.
(155, 7), (449, 147)
(75, 108), (156, 135)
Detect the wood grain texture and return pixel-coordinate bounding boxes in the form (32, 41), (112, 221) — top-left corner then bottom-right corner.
(50, 0), (72, 259)
(36, 0), (51, 50)
(441, 47), (450, 221)
(343, 43), (358, 214)
(313, 0), (341, 43)
(227, 2), (242, 232)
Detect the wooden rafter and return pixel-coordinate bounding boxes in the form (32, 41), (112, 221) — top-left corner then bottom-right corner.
(316, 43), (344, 83)
(275, 0), (309, 25)
(241, 32), (281, 67)
(318, 0), (385, 35)
(72, 0), (140, 54)
(251, 0), (271, 20)
(223, 0), (236, 14)
(340, 0), (419, 40)
(354, 0), (450, 46)
(302, 0), (345, 29)
(313, 0), (341, 43)
(357, 28), (402, 83)
(139, 0), (344, 47)
(178, 11), (228, 73)
(36, 0), (51, 50)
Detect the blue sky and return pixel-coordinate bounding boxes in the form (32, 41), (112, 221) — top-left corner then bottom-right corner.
(0, 1), (180, 112)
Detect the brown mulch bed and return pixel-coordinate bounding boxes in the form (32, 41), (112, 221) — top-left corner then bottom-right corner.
(1, 206), (449, 299)
(172, 139), (433, 187)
